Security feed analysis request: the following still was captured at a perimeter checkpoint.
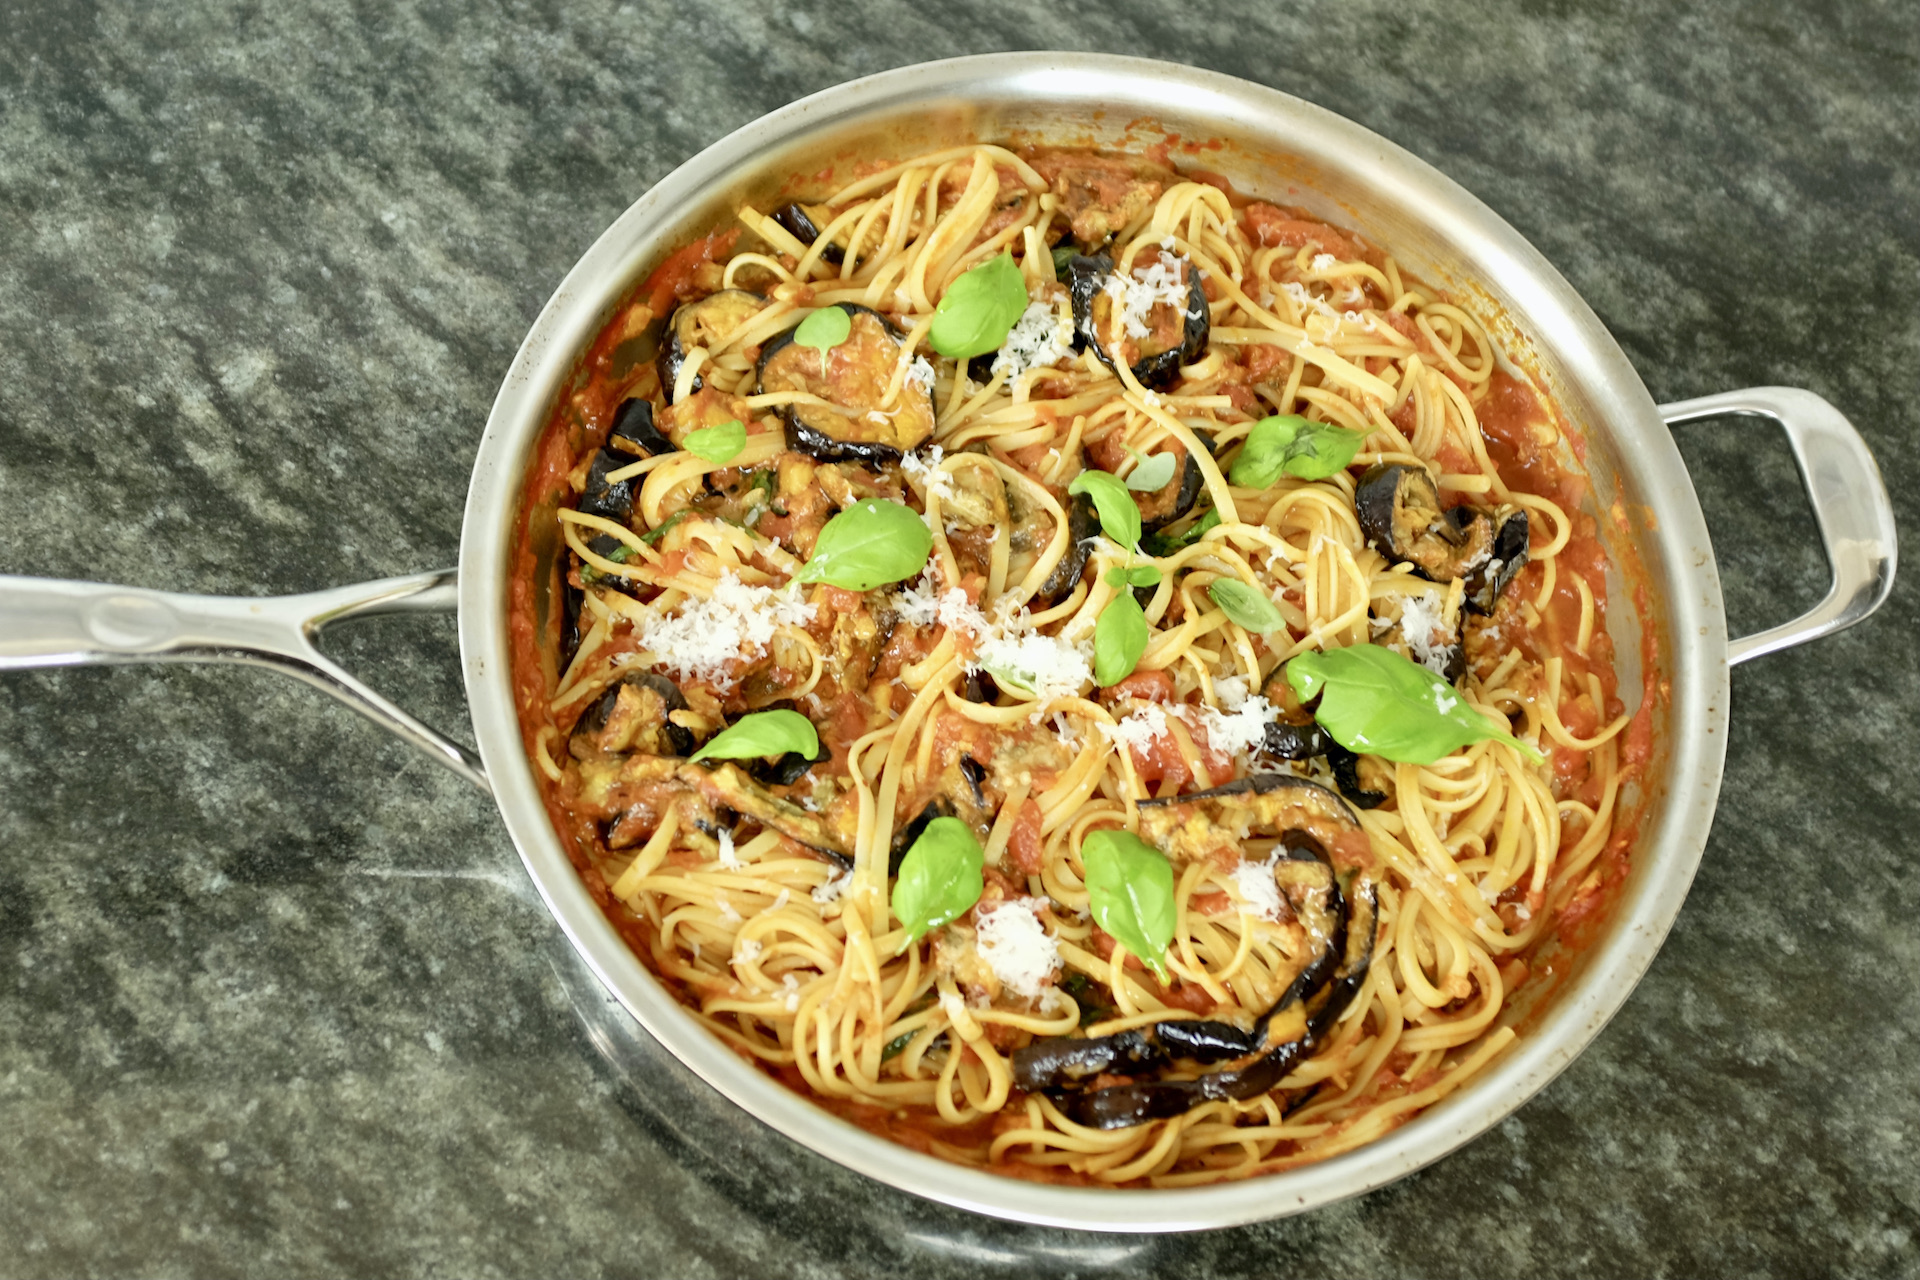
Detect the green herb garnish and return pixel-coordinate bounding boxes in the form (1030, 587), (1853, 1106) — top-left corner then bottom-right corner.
(891, 816), (985, 945)
(1081, 829), (1176, 982)
(1286, 643), (1546, 765)
(929, 252), (1028, 359)
(1207, 577), (1284, 634)
(795, 498), (933, 590)
(690, 709), (820, 764)
(1229, 414), (1369, 488)
(683, 419), (746, 465)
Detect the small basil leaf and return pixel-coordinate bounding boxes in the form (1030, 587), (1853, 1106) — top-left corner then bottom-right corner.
(1103, 564), (1162, 590)
(929, 252), (1029, 359)
(1123, 449), (1178, 492)
(1050, 245), (1077, 275)
(1229, 415), (1369, 487)
(683, 419), (746, 465)
(793, 305), (852, 354)
(1207, 578), (1284, 634)
(1067, 470), (1142, 551)
(1080, 829), (1176, 982)
(796, 498), (933, 590)
(891, 815), (985, 945)
(1093, 589), (1149, 687)
(1286, 643), (1547, 765)
(1280, 419), (1369, 481)
(691, 708), (820, 763)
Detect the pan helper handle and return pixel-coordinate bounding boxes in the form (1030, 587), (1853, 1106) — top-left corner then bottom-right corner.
(1662, 387), (1897, 666)
(0, 569), (487, 791)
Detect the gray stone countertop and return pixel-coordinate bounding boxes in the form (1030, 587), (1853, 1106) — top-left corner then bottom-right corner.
(2, 2), (1915, 1275)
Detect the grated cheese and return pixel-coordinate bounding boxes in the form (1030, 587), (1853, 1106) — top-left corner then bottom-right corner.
(1398, 590), (1457, 679)
(716, 828), (742, 871)
(716, 895), (741, 925)
(1310, 253), (1338, 272)
(1196, 695), (1276, 759)
(974, 899), (1061, 999)
(1232, 853), (1284, 922)
(1099, 703), (1170, 753)
(770, 888), (790, 912)
(638, 572), (815, 689)
(733, 937), (763, 965)
(1100, 256), (1193, 340)
(780, 973), (802, 1012)
(812, 868), (852, 905)
(895, 571), (989, 637)
(899, 444), (954, 502)
(991, 301), (1075, 384)
(1212, 675), (1251, 710)
(905, 355), (935, 393)
(972, 631), (1094, 702)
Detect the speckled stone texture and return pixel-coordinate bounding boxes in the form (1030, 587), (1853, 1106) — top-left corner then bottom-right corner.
(0, 1), (1914, 1275)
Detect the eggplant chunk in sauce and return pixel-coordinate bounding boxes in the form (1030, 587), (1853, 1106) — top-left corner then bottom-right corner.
(1134, 448), (1205, 533)
(1012, 811), (1379, 1130)
(656, 290), (766, 405)
(757, 303), (935, 465)
(569, 673), (699, 760)
(608, 396), (678, 459)
(1354, 464), (1530, 614)
(770, 202), (843, 263)
(1035, 491), (1098, 605)
(1066, 252), (1209, 390)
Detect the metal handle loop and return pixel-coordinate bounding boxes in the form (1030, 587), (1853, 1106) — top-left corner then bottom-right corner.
(1660, 387), (1897, 666)
(0, 569), (487, 791)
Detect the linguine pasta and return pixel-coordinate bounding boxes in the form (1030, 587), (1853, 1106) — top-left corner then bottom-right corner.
(508, 143), (1651, 1187)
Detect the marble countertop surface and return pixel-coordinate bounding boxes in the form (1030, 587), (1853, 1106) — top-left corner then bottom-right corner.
(2, 1), (1915, 1275)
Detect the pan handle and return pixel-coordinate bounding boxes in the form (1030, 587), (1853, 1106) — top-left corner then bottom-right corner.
(1660, 387), (1897, 666)
(0, 569), (488, 792)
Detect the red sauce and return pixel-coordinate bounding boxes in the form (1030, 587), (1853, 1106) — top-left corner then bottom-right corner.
(501, 148), (1668, 1180)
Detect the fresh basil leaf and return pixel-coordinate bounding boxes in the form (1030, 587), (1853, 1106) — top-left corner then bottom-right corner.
(929, 252), (1029, 359)
(1094, 589), (1149, 687)
(1080, 829), (1176, 982)
(1207, 577), (1284, 634)
(925, 251), (1021, 360)
(1281, 419), (1369, 480)
(1050, 245), (1078, 276)
(1104, 564), (1162, 590)
(1067, 470), (1142, 551)
(796, 498), (933, 590)
(1229, 414), (1369, 487)
(1123, 449), (1178, 492)
(691, 708), (820, 763)
(793, 305), (852, 355)
(891, 815), (985, 945)
(683, 419), (746, 465)
(1286, 643), (1547, 765)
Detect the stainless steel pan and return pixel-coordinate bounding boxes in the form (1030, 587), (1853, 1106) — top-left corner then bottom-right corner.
(0, 54), (1895, 1231)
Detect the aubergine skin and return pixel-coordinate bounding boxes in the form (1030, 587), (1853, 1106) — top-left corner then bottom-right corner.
(1013, 827), (1380, 1131)
(578, 447), (640, 524)
(784, 420), (902, 467)
(1137, 451), (1205, 533)
(569, 672), (696, 760)
(1036, 491), (1099, 604)
(609, 397), (678, 458)
(1355, 462), (1527, 614)
(1066, 252), (1210, 390)
(771, 202), (842, 264)
(1463, 509), (1530, 614)
(656, 290), (766, 404)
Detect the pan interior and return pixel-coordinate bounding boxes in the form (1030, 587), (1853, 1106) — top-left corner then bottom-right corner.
(464, 53), (1726, 1230)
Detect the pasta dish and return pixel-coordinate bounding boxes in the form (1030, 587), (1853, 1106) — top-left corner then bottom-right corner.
(506, 141), (1652, 1186)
